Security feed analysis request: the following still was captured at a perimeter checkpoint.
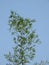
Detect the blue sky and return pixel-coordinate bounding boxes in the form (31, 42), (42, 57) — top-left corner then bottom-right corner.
(0, 0), (49, 65)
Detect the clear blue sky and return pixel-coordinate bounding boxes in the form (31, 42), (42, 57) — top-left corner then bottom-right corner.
(0, 0), (49, 65)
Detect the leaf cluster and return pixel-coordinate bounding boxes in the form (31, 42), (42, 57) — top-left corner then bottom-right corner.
(5, 11), (40, 65)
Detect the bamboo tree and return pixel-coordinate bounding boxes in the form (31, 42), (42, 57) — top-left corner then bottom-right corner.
(5, 11), (40, 65)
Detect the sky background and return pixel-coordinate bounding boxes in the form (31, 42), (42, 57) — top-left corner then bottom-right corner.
(0, 0), (49, 65)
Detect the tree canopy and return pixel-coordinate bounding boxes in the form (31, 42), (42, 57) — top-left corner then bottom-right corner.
(5, 11), (40, 65)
